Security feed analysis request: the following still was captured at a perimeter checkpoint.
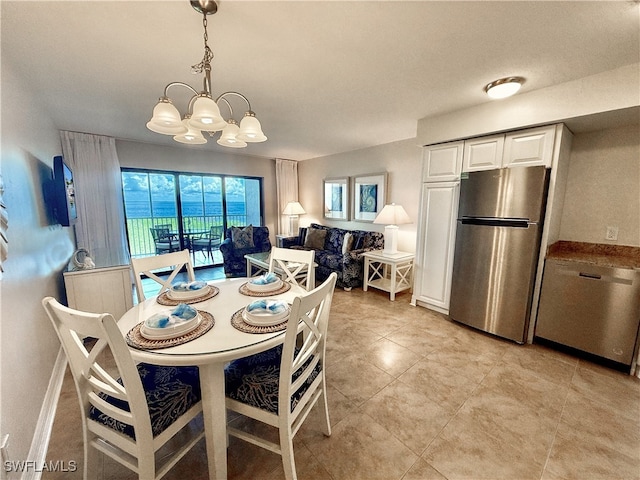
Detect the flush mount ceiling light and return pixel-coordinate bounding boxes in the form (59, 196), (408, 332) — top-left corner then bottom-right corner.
(484, 76), (525, 99)
(147, 0), (266, 148)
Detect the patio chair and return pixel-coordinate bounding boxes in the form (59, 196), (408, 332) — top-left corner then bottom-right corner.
(130, 249), (195, 302)
(149, 225), (179, 255)
(191, 225), (223, 261)
(42, 296), (204, 480)
(224, 272), (337, 480)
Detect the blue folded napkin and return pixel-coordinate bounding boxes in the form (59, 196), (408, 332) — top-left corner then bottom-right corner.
(250, 273), (279, 285)
(172, 281), (207, 291)
(145, 303), (197, 329)
(246, 299), (288, 314)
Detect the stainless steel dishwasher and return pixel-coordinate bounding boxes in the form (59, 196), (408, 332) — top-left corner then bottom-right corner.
(535, 259), (640, 366)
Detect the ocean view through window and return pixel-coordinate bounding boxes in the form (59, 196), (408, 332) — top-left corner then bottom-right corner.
(122, 168), (263, 267)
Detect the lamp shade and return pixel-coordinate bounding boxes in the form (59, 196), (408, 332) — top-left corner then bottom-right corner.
(216, 120), (247, 148)
(237, 112), (267, 142)
(189, 95), (227, 131)
(373, 203), (411, 226)
(173, 117), (207, 144)
(282, 201), (306, 216)
(146, 98), (188, 135)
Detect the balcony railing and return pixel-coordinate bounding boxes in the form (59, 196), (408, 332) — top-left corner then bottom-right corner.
(126, 215), (248, 263)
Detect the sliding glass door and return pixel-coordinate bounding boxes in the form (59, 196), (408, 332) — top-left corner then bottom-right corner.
(122, 169), (263, 267)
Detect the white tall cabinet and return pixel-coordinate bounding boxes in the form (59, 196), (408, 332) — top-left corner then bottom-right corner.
(412, 123), (573, 343)
(412, 141), (463, 313)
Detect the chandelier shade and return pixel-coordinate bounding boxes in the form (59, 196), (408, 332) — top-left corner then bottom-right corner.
(217, 120), (247, 148)
(146, 98), (188, 135)
(237, 112), (267, 142)
(189, 95), (227, 131)
(174, 117), (207, 144)
(146, 0), (266, 148)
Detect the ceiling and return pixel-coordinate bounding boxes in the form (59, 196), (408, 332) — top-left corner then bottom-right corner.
(2, 1), (639, 161)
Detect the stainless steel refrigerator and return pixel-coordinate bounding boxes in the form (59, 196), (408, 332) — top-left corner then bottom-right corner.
(449, 166), (549, 343)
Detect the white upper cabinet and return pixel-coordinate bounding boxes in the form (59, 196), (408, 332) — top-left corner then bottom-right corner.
(462, 125), (557, 172)
(462, 134), (505, 172)
(422, 141), (464, 182)
(503, 125), (556, 168)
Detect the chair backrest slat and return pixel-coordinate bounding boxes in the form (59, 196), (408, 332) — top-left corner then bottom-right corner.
(130, 249), (195, 302)
(279, 272), (337, 416)
(269, 247), (315, 290)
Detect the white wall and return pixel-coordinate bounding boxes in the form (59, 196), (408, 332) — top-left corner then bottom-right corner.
(298, 139), (422, 253)
(416, 63), (639, 146)
(116, 140), (279, 238)
(0, 62), (75, 468)
(560, 124), (640, 246)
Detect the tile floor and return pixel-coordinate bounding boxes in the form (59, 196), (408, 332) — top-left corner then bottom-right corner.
(44, 277), (640, 480)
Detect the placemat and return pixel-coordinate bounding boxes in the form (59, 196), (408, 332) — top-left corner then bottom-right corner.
(230, 307), (289, 334)
(157, 285), (220, 306)
(238, 281), (291, 297)
(127, 311), (215, 350)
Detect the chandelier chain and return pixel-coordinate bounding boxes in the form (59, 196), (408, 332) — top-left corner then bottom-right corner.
(191, 13), (213, 75)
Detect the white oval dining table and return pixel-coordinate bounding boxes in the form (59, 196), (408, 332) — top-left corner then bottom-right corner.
(117, 276), (306, 480)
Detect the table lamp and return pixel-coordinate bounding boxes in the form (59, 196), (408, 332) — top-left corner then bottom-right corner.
(282, 201), (306, 236)
(373, 203), (411, 255)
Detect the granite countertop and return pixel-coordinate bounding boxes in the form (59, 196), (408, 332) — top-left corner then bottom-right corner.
(546, 241), (640, 270)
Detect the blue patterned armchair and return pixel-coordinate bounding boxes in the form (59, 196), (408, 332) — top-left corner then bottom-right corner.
(284, 223), (384, 290)
(220, 225), (272, 277)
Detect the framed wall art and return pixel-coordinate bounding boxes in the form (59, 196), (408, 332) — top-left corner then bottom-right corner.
(323, 177), (349, 221)
(351, 172), (387, 222)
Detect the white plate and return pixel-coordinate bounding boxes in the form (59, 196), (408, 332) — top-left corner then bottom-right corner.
(140, 315), (202, 340)
(246, 279), (283, 292)
(167, 284), (211, 300)
(242, 308), (289, 327)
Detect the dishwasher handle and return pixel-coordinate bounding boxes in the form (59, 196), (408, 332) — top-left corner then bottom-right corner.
(579, 272), (602, 280)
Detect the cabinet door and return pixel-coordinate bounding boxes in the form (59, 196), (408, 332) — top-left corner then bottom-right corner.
(462, 134), (505, 172)
(412, 182), (460, 313)
(503, 125), (556, 168)
(422, 141), (464, 182)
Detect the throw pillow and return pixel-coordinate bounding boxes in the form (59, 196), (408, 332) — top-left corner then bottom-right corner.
(342, 232), (354, 254)
(231, 225), (254, 249)
(304, 228), (327, 250)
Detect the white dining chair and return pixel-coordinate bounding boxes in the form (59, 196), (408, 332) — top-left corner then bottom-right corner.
(268, 246), (316, 291)
(224, 272), (337, 480)
(42, 296), (204, 480)
(131, 249), (195, 302)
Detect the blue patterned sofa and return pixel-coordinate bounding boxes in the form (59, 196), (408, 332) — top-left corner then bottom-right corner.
(283, 223), (384, 290)
(220, 225), (272, 277)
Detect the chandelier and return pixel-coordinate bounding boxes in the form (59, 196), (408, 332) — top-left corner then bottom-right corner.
(146, 0), (266, 148)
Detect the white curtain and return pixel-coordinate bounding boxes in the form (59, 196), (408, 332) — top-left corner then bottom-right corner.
(275, 158), (299, 235)
(60, 131), (130, 267)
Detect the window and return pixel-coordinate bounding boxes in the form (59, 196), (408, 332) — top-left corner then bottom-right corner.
(122, 168), (264, 267)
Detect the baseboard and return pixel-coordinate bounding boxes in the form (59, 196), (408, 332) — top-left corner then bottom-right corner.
(22, 348), (67, 480)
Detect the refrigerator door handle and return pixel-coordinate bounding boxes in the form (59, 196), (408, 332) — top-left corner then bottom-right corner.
(459, 217), (531, 228)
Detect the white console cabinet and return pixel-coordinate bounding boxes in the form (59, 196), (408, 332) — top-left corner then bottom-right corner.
(63, 265), (133, 320)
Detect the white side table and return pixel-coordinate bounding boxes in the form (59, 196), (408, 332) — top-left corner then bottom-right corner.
(362, 251), (415, 301)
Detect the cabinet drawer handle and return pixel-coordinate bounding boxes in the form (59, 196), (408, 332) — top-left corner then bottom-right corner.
(579, 272), (601, 280)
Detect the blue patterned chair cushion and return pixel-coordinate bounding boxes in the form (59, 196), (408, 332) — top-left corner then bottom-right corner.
(89, 364), (201, 440)
(224, 345), (321, 414)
